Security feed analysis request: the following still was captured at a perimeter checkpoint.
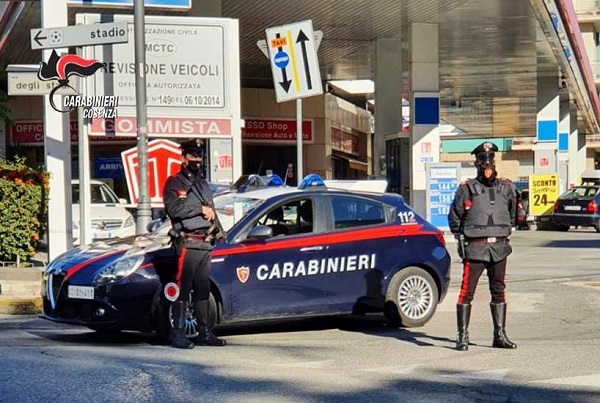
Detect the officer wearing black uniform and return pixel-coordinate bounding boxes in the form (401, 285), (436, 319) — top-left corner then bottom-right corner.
(162, 139), (226, 349)
(448, 141), (518, 351)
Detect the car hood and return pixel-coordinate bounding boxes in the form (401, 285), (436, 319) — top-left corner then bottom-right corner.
(46, 233), (170, 280)
(72, 204), (133, 221)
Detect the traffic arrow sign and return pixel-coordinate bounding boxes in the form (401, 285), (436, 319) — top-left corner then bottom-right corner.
(265, 20), (323, 103)
(257, 30), (322, 59)
(30, 21), (129, 50)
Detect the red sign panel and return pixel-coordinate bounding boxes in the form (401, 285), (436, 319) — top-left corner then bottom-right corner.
(10, 121), (132, 144)
(242, 119), (313, 142)
(92, 116), (232, 137)
(121, 139), (183, 206)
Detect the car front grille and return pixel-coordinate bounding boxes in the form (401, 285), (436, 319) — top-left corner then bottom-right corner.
(48, 272), (65, 311)
(92, 219), (123, 230)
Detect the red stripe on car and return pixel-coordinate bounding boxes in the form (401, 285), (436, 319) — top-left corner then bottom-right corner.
(212, 224), (437, 257)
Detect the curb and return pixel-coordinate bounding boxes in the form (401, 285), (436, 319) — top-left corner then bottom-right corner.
(0, 298), (43, 315)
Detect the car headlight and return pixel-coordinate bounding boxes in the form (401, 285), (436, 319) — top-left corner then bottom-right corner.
(124, 215), (135, 228)
(93, 255), (144, 284)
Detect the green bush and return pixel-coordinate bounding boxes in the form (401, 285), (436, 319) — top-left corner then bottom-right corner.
(0, 157), (49, 262)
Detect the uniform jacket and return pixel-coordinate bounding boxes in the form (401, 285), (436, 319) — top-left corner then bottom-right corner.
(448, 177), (517, 262)
(163, 166), (214, 248)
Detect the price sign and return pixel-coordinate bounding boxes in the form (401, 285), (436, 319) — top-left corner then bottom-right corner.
(426, 163), (461, 230)
(529, 174), (560, 216)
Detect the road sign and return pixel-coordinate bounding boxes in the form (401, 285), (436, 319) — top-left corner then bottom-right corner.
(7, 71), (79, 96)
(67, 0), (191, 8)
(265, 20), (323, 103)
(30, 21), (129, 50)
(257, 30), (323, 59)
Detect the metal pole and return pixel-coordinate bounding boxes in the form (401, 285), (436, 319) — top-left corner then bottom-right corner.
(296, 98), (303, 181)
(134, 0), (151, 233)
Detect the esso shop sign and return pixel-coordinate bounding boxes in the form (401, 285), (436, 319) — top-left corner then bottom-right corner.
(242, 118), (313, 142)
(121, 139), (183, 206)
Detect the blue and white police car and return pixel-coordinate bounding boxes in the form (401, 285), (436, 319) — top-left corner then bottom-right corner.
(41, 174), (451, 340)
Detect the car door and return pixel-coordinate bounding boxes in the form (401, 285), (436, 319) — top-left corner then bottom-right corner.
(225, 196), (330, 320)
(321, 194), (392, 313)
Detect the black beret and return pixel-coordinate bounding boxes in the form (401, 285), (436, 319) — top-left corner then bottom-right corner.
(471, 141), (498, 156)
(180, 139), (205, 155)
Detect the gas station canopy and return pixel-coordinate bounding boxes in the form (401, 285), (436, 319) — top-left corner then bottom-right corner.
(0, 0), (597, 136)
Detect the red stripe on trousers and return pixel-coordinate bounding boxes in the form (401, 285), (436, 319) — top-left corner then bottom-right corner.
(176, 248), (188, 288)
(458, 260), (471, 304)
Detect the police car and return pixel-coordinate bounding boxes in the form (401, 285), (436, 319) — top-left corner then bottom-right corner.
(41, 174), (451, 340)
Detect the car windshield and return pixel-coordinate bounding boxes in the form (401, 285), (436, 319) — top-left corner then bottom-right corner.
(150, 192), (265, 235)
(213, 192), (265, 231)
(559, 186), (599, 200)
(72, 183), (120, 204)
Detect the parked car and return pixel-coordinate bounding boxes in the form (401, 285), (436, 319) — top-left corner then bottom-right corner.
(552, 184), (600, 232)
(72, 180), (136, 245)
(41, 175), (451, 342)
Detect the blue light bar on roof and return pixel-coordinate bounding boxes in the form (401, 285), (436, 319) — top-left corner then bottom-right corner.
(298, 174), (325, 190)
(266, 174), (284, 187)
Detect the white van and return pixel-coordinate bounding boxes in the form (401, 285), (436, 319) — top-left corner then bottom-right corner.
(72, 179), (136, 244)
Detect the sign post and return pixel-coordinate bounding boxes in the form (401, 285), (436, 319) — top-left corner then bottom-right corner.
(264, 20), (322, 181)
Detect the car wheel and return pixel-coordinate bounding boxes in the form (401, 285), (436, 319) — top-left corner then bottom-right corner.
(595, 220), (600, 233)
(384, 267), (438, 328)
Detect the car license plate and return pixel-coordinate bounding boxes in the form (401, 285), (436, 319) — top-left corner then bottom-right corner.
(564, 205), (581, 211)
(68, 285), (94, 300)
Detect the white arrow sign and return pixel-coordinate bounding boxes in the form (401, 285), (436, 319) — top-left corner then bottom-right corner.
(265, 20), (323, 103)
(257, 30), (322, 59)
(30, 21), (129, 50)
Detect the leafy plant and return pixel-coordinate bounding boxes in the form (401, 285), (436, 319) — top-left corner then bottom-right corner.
(0, 157), (49, 262)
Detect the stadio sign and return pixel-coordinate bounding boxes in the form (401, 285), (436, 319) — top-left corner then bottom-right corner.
(242, 118), (313, 142)
(121, 139), (183, 206)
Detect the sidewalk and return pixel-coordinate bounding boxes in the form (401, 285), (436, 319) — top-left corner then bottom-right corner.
(0, 250), (47, 315)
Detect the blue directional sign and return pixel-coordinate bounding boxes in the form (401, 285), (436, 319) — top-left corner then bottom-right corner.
(426, 163), (461, 230)
(67, 0), (191, 8)
(274, 51), (289, 69)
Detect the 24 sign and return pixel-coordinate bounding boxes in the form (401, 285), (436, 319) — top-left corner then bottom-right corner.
(529, 174), (560, 216)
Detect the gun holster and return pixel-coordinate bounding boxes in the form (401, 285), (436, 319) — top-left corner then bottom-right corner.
(204, 224), (225, 246)
(168, 228), (187, 255)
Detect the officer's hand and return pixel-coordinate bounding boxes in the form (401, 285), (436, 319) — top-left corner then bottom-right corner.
(202, 205), (216, 221)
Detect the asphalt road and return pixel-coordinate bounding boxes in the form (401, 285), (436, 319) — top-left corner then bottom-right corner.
(1, 229), (600, 402)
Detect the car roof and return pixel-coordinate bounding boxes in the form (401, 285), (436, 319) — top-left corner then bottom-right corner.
(215, 184), (395, 203)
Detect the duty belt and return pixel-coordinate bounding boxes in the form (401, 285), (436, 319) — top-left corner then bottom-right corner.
(466, 236), (508, 245)
(185, 230), (209, 242)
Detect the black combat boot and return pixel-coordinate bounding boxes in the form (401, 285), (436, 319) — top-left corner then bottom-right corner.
(456, 304), (471, 351)
(170, 301), (194, 349)
(194, 300), (226, 346)
(490, 302), (517, 349)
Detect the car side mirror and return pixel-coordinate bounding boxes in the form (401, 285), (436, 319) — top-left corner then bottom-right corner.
(246, 225), (273, 241)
